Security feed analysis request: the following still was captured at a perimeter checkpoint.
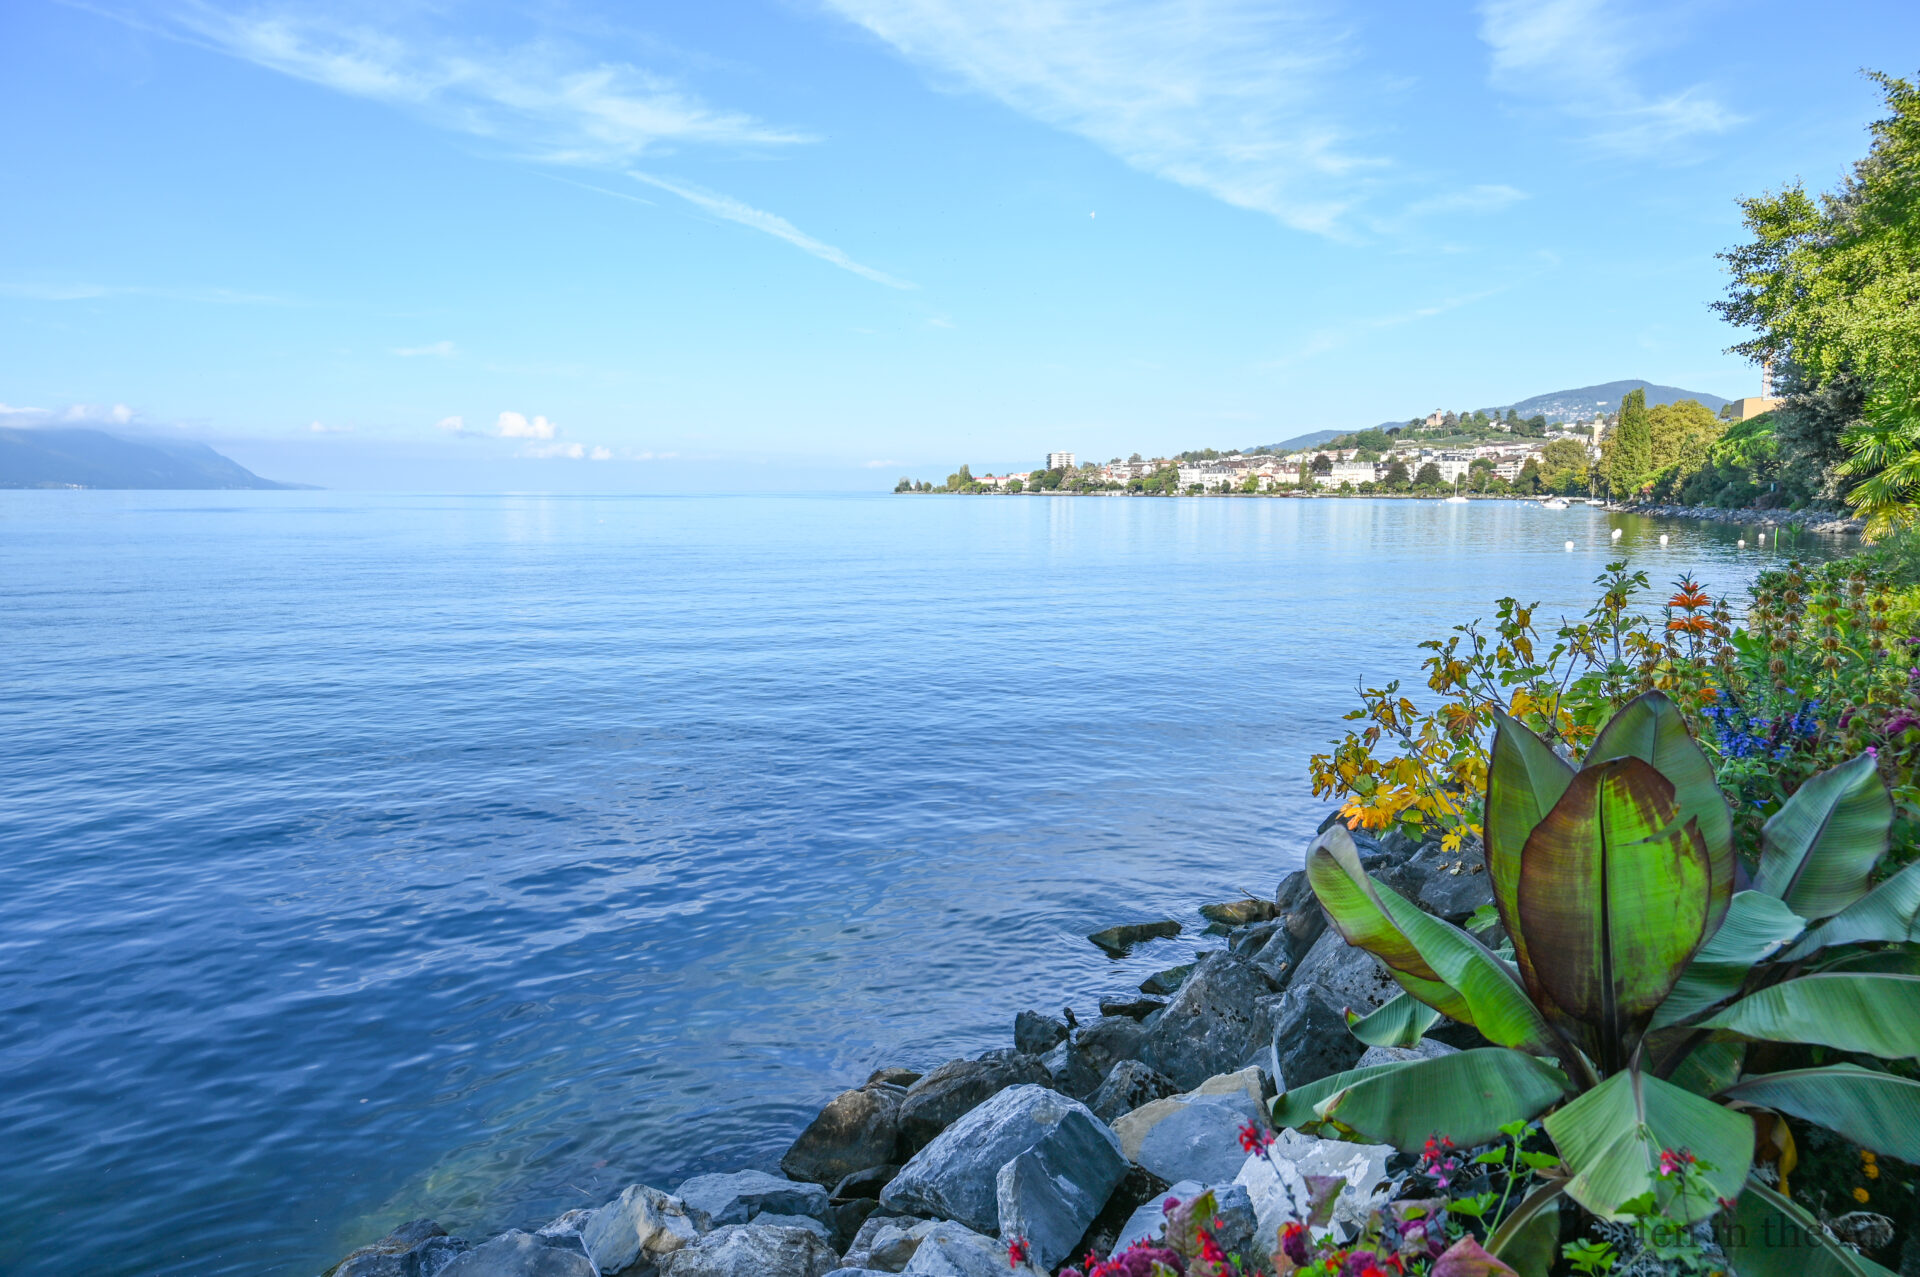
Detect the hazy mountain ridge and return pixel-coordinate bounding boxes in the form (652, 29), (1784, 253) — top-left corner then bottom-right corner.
(0, 427), (305, 489)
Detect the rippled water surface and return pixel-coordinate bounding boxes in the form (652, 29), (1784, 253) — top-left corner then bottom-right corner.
(0, 492), (1832, 1276)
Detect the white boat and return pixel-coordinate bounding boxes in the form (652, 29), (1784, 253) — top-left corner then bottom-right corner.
(1441, 475), (1469, 503)
(1541, 497), (1569, 510)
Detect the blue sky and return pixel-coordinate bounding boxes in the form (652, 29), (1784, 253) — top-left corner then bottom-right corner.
(1, 0), (1913, 490)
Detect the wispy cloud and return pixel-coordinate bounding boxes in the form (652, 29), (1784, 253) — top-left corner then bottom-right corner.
(432, 409), (610, 458)
(156, 4), (810, 163)
(393, 340), (456, 358)
(308, 420), (353, 433)
(1476, 0), (1741, 155)
(818, 0), (1376, 236)
(629, 172), (914, 289)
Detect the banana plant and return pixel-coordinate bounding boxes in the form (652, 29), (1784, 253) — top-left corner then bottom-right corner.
(1272, 692), (1920, 1276)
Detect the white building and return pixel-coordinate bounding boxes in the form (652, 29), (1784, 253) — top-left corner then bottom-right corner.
(1046, 451), (1077, 471)
(1315, 461), (1381, 488)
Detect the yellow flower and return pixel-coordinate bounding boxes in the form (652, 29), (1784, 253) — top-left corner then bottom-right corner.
(1853, 1187), (1871, 1204)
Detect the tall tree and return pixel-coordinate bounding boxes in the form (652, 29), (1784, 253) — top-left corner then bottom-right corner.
(1603, 389), (1654, 496)
(1647, 398), (1725, 482)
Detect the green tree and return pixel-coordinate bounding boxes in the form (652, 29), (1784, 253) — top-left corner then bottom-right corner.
(1311, 453), (1333, 475)
(1602, 388), (1654, 496)
(895, 476), (912, 492)
(1383, 459), (1411, 491)
(1414, 461), (1443, 488)
(1007, 478), (1023, 493)
(1516, 457), (1541, 493)
(1538, 439), (1592, 494)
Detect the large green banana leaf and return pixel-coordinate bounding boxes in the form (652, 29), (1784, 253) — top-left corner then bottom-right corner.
(1582, 691), (1735, 899)
(1308, 825), (1476, 1023)
(1652, 891), (1806, 1029)
(1485, 1181), (1567, 1277)
(1725, 1177), (1901, 1277)
(1485, 713), (1576, 1022)
(1517, 755), (1718, 1071)
(1663, 1037), (1745, 1097)
(1756, 753), (1893, 919)
(1272, 1060), (1415, 1133)
(1541, 1066), (1752, 1223)
(1347, 991), (1444, 1048)
(1720, 1065), (1920, 1162)
(1703, 973), (1920, 1058)
(1300, 1048), (1570, 1151)
(1783, 861), (1920, 960)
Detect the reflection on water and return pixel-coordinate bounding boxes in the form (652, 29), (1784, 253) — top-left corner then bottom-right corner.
(0, 493), (1840, 1276)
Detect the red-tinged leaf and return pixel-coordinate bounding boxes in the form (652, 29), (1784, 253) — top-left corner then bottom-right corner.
(1485, 713), (1575, 1018)
(1431, 1235), (1521, 1277)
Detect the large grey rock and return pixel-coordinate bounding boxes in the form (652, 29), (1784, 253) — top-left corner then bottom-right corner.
(333, 1220), (469, 1277)
(675, 1170), (830, 1227)
(1414, 855), (1494, 921)
(1096, 997), (1166, 1021)
(1072, 1017), (1145, 1078)
(898, 1050), (1052, 1151)
(1088, 920), (1181, 956)
(1271, 984), (1366, 1092)
(1228, 919), (1284, 956)
(838, 1214), (918, 1271)
(1085, 1059), (1178, 1123)
(996, 1134), (1118, 1270)
(656, 1224), (839, 1277)
(880, 1085), (1126, 1239)
(783, 1084), (905, 1186)
(900, 1221), (1008, 1276)
(580, 1185), (703, 1275)
(1112, 1180), (1256, 1257)
(1139, 964), (1194, 996)
(1288, 928), (1397, 1015)
(831, 1164), (899, 1200)
(1014, 1010), (1070, 1055)
(1200, 899), (1278, 926)
(1110, 1069), (1266, 1185)
(756, 1213), (834, 1244)
(1136, 953), (1280, 1090)
(438, 1232), (595, 1277)
(1234, 1130), (1395, 1261)
(1041, 1038), (1103, 1099)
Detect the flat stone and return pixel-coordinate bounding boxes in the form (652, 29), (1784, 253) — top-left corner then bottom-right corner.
(1088, 920), (1182, 957)
(581, 1185), (703, 1275)
(1138, 964), (1193, 996)
(1013, 1010), (1070, 1055)
(437, 1232), (595, 1277)
(656, 1224), (839, 1277)
(333, 1220), (469, 1277)
(1097, 997), (1166, 1021)
(1085, 1059), (1178, 1124)
(1288, 928), (1397, 1015)
(675, 1170), (830, 1227)
(880, 1085), (1126, 1240)
(783, 1085), (905, 1186)
(1355, 1039), (1459, 1068)
(1136, 953), (1280, 1090)
(830, 1164), (899, 1201)
(900, 1221), (1010, 1276)
(1270, 984), (1366, 1093)
(1200, 899), (1279, 926)
(898, 1050), (1052, 1151)
(1110, 1070), (1267, 1185)
(754, 1213), (834, 1244)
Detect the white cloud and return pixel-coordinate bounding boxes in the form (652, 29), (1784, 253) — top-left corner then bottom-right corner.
(110, 403), (133, 423)
(629, 172), (914, 289)
(589, 445), (613, 461)
(160, 6), (811, 163)
(393, 340), (456, 358)
(523, 441), (588, 459)
(308, 420), (354, 433)
(1476, 0), (1740, 154)
(436, 415), (466, 432)
(497, 411), (558, 439)
(818, 0), (1375, 235)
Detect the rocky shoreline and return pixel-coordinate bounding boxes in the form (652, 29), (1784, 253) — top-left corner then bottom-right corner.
(325, 821), (1490, 1277)
(1616, 501), (1864, 534)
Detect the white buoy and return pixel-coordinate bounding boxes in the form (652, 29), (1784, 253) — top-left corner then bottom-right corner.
(1738, 539), (1747, 549)
(1757, 532), (1766, 545)
(1659, 534), (1669, 545)
(1611, 528), (1623, 540)
(1565, 540), (1574, 551)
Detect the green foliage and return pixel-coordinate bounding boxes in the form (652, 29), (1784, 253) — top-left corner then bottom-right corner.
(1602, 389), (1654, 496)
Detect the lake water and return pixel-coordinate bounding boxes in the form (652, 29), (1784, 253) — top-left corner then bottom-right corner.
(0, 492), (1831, 1276)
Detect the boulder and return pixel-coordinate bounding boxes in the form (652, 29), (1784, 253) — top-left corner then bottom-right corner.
(1414, 856), (1494, 922)
(1096, 997), (1166, 1021)
(880, 1085), (1127, 1240)
(1138, 964), (1193, 996)
(438, 1232), (595, 1277)
(898, 1050), (1053, 1151)
(1228, 919), (1284, 956)
(831, 1164), (900, 1201)
(1112, 1180), (1256, 1257)
(783, 1084), (905, 1186)
(995, 1134), (1120, 1270)
(581, 1185), (703, 1275)
(1270, 984), (1366, 1092)
(1088, 920), (1181, 956)
(1039, 1038), (1103, 1099)
(755, 1214), (834, 1244)
(1110, 1069), (1266, 1186)
(1201, 899), (1279, 926)
(1287, 929), (1397, 1015)
(675, 1170), (830, 1228)
(1234, 1130), (1395, 1260)
(1014, 1010), (1070, 1055)
(1136, 953), (1279, 1090)
(838, 1214), (918, 1271)
(332, 1220), (469, 1277)
(1085, 1060), (1178, 1124)
(1355, 1039), (1459, 1069)
(899, 1221), (1012, 1276)
(656, 1224), (839, 1277)
(1072, 1017), (1145, 1079)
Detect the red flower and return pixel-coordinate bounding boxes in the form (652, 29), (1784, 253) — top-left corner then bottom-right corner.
(1007, 1236), (1031, 1267)
(1239, 1121), (1277, 1155)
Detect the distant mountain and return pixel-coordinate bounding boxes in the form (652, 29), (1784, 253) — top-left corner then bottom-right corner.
(1483, 380), (1730, 421)
(0, 428), (304, 489)
(1260, 429), (1344, 452)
